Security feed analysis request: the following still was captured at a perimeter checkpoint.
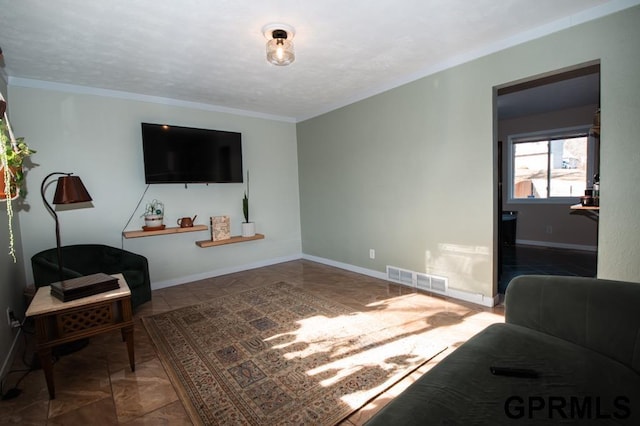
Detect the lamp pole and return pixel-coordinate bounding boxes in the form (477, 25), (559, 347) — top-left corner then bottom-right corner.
(41, 172), (69, 281)
(40, 172), (92, 282)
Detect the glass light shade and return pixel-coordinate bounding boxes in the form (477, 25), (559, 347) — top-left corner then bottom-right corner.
(266, 38), (295, 66)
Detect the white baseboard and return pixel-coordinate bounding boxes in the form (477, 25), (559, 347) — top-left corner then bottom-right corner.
(151, 254), (303, 290)
(150, 252), (498, 308)
(516, 239), (597, 252)
(301, 254), (388, 280)
(446, 287), (499, 308)
(302, 254), (498, 307)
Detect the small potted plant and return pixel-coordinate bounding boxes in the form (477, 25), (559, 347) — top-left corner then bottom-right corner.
(241, 171), (255, 237)
(141, 199), (164, 229)
(1, 95), (36, 261)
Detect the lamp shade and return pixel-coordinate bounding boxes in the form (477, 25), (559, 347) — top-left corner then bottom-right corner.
(52, 176), (92, 204)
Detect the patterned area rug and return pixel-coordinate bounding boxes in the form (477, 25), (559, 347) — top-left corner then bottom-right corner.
(143, 282), (445, 425)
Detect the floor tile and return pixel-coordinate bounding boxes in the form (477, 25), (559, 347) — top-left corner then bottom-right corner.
(110, 357), (179, 423)
(120, 400), (192, 425)
(499, 244), (597, 293)
(5, 259), (505, 425)
(47, 354), (112, 418)
(48, 396), (118, 425)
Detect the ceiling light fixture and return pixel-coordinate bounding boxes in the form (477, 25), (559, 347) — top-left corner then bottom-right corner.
(262, 24), (295, 66)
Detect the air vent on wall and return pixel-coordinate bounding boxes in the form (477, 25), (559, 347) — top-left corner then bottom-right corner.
(399, 270), (413, 286)
(386, 265), (491, 307)
(387, 265), (448, 295)
(431, 276), (448, 293)
(416, 273), (429, 289)
(388, 266), (400, 282)
(386, 266), (415, 287)
(416, 273), (448, 294)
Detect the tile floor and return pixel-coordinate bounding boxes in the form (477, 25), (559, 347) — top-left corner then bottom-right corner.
(1, 260), (505, 425)
(498, 244), (597, 294)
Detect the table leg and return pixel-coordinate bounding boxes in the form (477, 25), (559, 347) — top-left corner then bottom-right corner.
(38, 347), (55, 399)
(120, 298), (135, 372)
(34, 317), (56, 399)
(123, 325), (135, 372)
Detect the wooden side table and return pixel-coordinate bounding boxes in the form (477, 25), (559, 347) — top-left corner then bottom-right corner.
(25, 273), (135, 399)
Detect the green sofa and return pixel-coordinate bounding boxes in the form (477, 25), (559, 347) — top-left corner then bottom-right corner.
(31, 244), (151, 310)
(366, 275), (640, 424)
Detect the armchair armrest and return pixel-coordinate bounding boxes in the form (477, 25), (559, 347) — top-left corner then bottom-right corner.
(32, 253), (83, 287)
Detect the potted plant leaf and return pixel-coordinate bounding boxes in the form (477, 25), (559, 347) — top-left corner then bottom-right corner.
(1, 94), (36, 261)
(141, 199), (164, 229)
(241, 171), (255, 237)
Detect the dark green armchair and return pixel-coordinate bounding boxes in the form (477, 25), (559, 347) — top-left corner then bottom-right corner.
(31, 244), (151, 310)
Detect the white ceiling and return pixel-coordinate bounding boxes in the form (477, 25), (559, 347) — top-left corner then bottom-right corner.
(0, 0), (634, 122)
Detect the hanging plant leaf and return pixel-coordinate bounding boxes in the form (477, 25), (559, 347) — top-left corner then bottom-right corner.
(1, 94), (36, 261)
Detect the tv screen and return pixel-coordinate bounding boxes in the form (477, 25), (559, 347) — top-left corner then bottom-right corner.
(141, 123), (243, 184)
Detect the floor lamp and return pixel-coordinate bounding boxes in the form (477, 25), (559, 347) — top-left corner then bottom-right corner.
(40, 172), (92, 282)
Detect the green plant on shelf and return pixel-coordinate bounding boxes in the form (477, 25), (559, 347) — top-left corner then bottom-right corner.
(141, 199), (164, 217)
(242, 170), (250, 223)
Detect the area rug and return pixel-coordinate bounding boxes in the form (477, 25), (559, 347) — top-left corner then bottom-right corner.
(143, 282), (445, 425)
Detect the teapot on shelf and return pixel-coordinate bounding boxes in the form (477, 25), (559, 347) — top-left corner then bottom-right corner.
(177, 215), (197, 228)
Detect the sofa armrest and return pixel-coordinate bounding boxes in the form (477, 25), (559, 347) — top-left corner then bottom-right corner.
(505, 274), (640, 374)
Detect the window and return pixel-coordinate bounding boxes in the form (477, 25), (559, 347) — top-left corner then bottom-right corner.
(508, 126), (595, 202)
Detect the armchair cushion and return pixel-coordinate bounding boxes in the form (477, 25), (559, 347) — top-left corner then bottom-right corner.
(32, 244), (151, 310)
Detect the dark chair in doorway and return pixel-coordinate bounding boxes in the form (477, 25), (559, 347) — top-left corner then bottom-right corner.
(31, 244), (151, 310)
(501, 210), (518, 245)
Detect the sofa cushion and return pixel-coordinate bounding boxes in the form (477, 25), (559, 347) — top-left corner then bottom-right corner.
(366, 323), (640, 425)
(506, 275), (640, 375)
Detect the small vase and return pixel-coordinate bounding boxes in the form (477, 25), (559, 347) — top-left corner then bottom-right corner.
(241, 222), (256, 237)
(144, 214), (164, 228)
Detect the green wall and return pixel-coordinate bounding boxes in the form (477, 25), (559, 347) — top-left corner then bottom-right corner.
(10, 87), (302, 288)
(297, 6), (640, 299)
(1, 80), (27, 380)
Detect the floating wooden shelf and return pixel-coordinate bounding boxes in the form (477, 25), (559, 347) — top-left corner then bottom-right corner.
(196, 233), (265, 248)
(123, 225), (208, 239)
(570, 204), (599, 211)
(570, 204), (599, 220)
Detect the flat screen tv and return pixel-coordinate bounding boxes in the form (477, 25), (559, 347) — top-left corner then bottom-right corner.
(141, 123), (243, 184)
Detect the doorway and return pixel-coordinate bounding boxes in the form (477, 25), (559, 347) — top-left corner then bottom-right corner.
(495, 63), (600, 294)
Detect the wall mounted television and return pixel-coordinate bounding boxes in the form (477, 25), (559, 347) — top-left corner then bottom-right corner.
(141, 123), (243, 184)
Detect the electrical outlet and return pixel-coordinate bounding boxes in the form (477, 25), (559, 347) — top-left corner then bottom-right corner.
(546, 225), (553, 234)
(6, 308), (20, 328)
(369, 249), (375, 259)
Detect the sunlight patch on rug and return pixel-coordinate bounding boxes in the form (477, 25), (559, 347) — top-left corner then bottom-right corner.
(143, 281), (445, 425)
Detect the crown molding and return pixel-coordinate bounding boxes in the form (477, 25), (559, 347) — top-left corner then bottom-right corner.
(7, 77), (297, 123)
